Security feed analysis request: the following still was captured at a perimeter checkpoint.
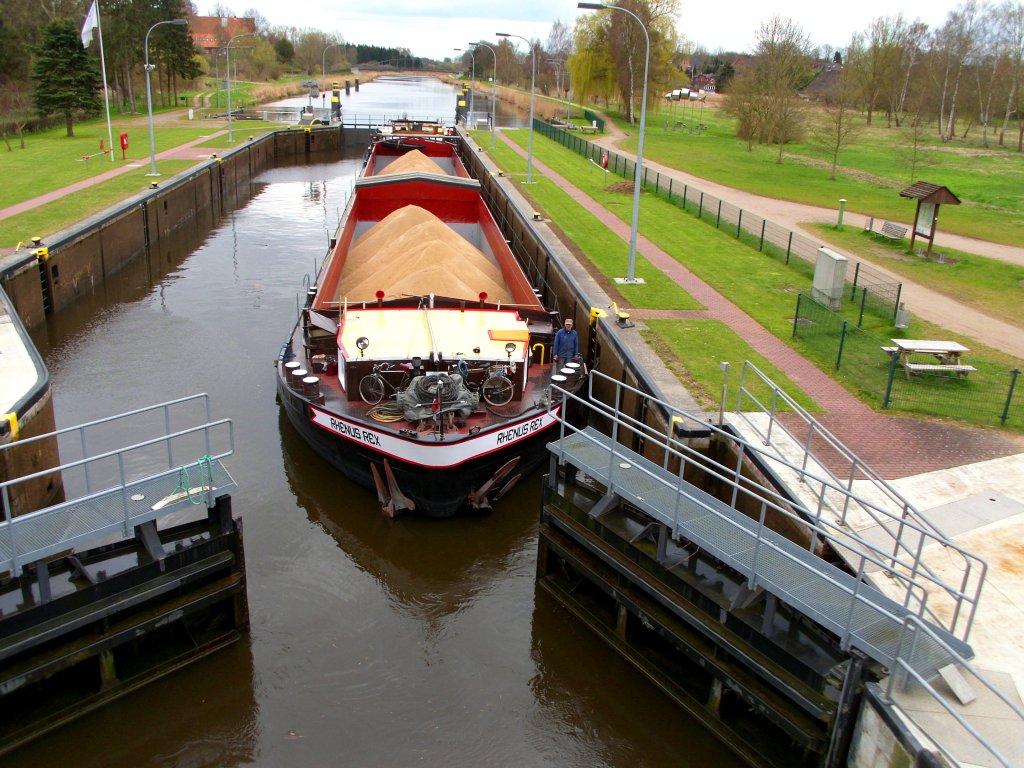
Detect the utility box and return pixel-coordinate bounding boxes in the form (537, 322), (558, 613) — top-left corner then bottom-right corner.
(812, 246), (848, 309)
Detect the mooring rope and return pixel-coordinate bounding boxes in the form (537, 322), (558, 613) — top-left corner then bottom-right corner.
(173, 454), (215, 505)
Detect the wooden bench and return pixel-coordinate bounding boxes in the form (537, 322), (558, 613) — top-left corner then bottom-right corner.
(875, 221), (907, 241)
(903, 362), (976, 378)
(579, 125), (598, 134)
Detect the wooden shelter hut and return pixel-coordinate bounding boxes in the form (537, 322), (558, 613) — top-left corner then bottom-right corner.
(898, 182), (961, 258)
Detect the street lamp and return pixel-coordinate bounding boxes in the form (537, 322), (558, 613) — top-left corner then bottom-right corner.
(461, 48), (476, 123)
(578, 2), (649, 284)
(547, 58), (570, 120)
(470, 42), (497, 149)
(495, 32), (536, 183)
(144, 18), (188, 177)
(322, 42), (344, 94)
(226, 31), (256, 142)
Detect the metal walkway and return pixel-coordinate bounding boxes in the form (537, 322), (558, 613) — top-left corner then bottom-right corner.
(548, 426), (972, 681)
(1, 460), (236, 575)
(1, 394), (235, 575)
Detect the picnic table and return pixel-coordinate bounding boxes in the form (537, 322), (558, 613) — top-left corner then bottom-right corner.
(882, 339), (976, 378)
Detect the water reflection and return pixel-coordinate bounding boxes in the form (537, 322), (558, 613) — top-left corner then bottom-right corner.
(279, 409), (539, 622)
(7, 641), (259, 768)
(268, 74), (529, 128)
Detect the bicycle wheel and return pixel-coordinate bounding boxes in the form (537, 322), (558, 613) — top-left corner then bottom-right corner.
(359, 374), (386, 405)
(481, 374), (514, 406)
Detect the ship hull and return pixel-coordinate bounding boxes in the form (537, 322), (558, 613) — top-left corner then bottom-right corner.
(277, 376), (560, 517)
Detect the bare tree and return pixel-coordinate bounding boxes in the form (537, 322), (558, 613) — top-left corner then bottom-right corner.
(752, 15), (812, 162)
(933, 0), (984, 142)
(997, 0), (1024, 148)
(0, 80), (34, 150)
(815, 51), (863, 179)
(974, 4), (1011, 146)
(892, 20), (929, 123)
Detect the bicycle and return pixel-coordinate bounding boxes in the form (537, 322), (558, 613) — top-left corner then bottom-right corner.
(450, 357), (515, 407)
(480, 367), (514, 407)
(358, 362), (411, 405)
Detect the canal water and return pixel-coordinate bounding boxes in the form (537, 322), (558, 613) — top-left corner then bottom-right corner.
(269, 72), (529, 128)
(13, 78), (742, 768)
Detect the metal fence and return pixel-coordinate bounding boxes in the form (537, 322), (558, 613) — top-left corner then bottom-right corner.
(793, 292), (1023, 427)
(534, 122), (902, 322)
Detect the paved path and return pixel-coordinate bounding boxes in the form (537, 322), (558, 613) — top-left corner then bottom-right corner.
(586, 123), (1024, 360)
(496, 130), (1024, 478)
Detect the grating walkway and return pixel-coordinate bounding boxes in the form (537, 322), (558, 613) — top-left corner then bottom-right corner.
(1, 460), (236, 575)
(548, 427), (972, 680)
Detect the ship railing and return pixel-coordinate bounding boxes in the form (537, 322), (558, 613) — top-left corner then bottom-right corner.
(729, 360), (986, 641)
(884, 614), (1024, 767)
(1, 394), (235, 575)
(547, 370), (984, 645)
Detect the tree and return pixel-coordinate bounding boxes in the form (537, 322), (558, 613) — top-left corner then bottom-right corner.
(0, 81), (34, 150)
(569, 15), (616, 108)
(726, 16), (812, 162)
(274, 36), (295, 64)
(575, 0), (680, 125)
(813, 55), (862, 179)
(997, 0), (1024, 149)
(933, 0), (983, 142)
(293, 29), (338, 75)
(31, 20), (101, 137)
(250, 37), (281, 80)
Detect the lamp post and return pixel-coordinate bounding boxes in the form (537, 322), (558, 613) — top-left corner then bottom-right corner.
(495, 32), (536, 183)
(470, 42), (497, 149)
(226, 31), (256, 142)
(463, 48), (476, 123)
(578, 2), (649, 284)
(144, 18), (188, 177)
(547, 58), (570, 120)
(322, 42), (343, 94)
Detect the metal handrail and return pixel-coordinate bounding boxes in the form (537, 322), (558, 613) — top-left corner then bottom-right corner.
(551, 370), (986, 643)
(1, 418), (234, 573)
(732, 361), (986, 639)
(0, 392), (213, 456)
(548, 384), (940, 664)
(885, 614), (1024, 767)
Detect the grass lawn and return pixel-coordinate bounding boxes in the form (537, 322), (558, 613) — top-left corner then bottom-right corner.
(480, 137), (701, 311)
(478, 128), (823, 412)
(0, 112), (286, 208)
(643, 319), (819, 413)
(0, 161), (196, 246)
(608, 101), (1024, 248)
(489, 128), (814, 339)
(0, 114), (286, 247)
(483, 127), (1022, 428)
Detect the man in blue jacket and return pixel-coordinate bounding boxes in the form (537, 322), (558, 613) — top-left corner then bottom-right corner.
(553, 318), (578, 364)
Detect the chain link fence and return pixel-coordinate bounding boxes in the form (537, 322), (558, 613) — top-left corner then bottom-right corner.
(535, 122), (902, 324)
(793, 293), (1023, 428)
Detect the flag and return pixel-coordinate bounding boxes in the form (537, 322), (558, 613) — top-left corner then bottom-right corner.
(81, 1), (98, 47)
(80, 0), (115, 163)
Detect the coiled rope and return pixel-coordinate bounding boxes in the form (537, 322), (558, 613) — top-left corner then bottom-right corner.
(173, 454), (215, 505)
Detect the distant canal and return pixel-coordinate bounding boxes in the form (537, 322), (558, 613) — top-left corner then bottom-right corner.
(15, 77), (742, 768)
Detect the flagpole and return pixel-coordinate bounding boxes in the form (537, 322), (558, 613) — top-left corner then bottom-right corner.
(95, 1), (115, 163)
